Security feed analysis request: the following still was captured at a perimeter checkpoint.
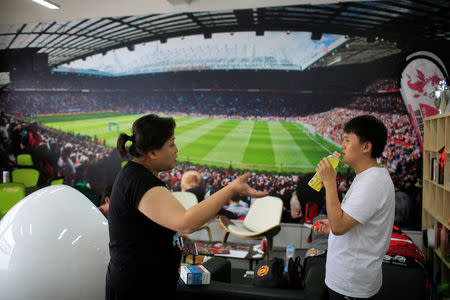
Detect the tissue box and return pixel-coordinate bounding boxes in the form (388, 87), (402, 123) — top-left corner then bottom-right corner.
(180, 265), (211, 285)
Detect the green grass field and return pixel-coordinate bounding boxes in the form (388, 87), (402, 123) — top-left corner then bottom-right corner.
(32, 112), (344, 173)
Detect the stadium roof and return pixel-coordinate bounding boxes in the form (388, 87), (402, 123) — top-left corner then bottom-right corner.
(0, 0), (449, 67)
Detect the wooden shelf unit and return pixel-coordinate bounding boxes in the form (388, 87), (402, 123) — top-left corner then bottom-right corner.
(422, 111), (450, 285)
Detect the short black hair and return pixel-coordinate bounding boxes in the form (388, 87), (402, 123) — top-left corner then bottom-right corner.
(100, 185), (113, 205)
(344, 115), (387, 158)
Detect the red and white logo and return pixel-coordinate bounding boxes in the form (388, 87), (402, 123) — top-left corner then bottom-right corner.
(406, 69), (442, 99)
(400, 52), (447, 150)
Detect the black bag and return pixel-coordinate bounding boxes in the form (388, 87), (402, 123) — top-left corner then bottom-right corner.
(287, 256), (303, 289)
(254, 257), (287, 288)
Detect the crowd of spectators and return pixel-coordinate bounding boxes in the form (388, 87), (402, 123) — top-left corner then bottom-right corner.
(300, 107), (418, 161)
(9, 69), (367, 92)
(0, 112), (117, 204)
(363, 78), (399, 92)
(158, 162), (299, 222)
(2, 90), (335, 119)
(348, 95), (407, 114)
(160, 162), (298, 199)
(11, 74), (115, 90)
(1, 92), (146, 116)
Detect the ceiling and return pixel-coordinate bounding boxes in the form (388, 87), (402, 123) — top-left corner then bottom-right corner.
(1, 0), (354, 25)
(0, 0), (449, 68)
(309, 37), (402, 69)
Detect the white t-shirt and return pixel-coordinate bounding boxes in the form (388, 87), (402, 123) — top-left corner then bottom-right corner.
(325, 167), (395, 298)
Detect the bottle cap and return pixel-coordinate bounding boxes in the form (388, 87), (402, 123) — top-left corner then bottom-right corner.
(332, 151), (341, 158)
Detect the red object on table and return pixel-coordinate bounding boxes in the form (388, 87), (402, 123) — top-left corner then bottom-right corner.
(261, 239), (266, 252)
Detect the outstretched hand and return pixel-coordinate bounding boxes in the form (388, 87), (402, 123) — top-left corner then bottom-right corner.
(230, 173), (268, 198)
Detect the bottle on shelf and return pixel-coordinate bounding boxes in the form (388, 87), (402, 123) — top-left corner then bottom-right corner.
(308, 151), (341, 192)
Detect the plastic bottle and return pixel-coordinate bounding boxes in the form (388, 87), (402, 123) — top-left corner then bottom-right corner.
(308, 151), (341, 192)
(284, 244), (295, 274)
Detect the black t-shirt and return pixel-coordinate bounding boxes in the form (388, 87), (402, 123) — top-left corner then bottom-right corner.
(106, 161), (181, 297)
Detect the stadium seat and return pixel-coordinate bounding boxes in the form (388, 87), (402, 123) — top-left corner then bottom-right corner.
(49, 176), (64, 185)
(0, 182), (26, 219)
(172, 191), (198, 210)
(17, 154), (33, 167)
(172, 191), (215, 241)
(12, 168), (40, 188)
(219, 196), (283, 260)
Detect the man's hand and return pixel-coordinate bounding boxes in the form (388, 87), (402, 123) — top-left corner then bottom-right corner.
(313, 219), (330, 235)
(316, 157), (337, 189)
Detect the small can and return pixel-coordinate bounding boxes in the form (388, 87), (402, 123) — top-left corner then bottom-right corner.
(3, 171), (10, 183)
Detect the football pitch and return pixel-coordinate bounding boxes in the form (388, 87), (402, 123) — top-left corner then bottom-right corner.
(33, 112), (344, 173)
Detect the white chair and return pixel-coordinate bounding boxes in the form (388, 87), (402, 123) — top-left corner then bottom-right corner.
(172, 191), (215, 241)
(172, 191), (198, 210)
(219, 196), (283, 260)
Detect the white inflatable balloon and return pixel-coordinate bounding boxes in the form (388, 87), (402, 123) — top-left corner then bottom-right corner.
(0, 185), (109, 300)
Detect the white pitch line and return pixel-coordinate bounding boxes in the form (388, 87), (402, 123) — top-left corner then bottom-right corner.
(293, 123), (334, 154)
(242, 120), (254, 151)
(277, 122), (313, 166)
(269, 121), (306, 166)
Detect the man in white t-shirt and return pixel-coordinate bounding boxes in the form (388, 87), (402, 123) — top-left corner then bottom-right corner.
(313, 115), (395, 300)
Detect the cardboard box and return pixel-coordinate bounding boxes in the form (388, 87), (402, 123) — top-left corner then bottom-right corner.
(180, 265), (211, 285)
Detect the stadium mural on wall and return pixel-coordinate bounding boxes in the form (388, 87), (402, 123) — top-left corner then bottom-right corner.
(0, 30), (426, 229)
